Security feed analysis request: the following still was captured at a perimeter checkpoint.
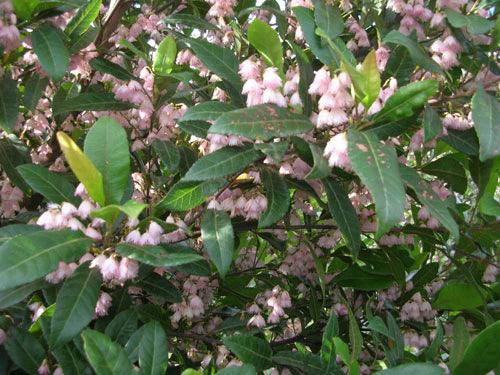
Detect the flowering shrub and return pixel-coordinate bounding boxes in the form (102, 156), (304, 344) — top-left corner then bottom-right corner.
(0, 0), (499, 373)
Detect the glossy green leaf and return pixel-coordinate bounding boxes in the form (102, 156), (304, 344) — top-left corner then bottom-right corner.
(449, 317), (469, 370)
(217, 365), (257, 375)
(91, 200), (147, 225)
(152, 139), (180, 172)
(342, 50), (380, 109)
(399, 165), (459, 239)
(223, 334), (273, 371)
(181, 101), (236, 122)
(321, 312), (340, 373)
(57, 131), (106, 205)
(52, 81), (80, 124)
(65, 0), (101, 39)
(31, 24), (70, 80)
(348, 129), (406, 237)
(258, 168), (290, 228)
(116, 243), (204, 268)
(305, 143), (330, 180)
(136, 273), (182, 303)
(155, 178), (226, 212)
(273, 351), (324, 374)
(178, 120), (211, 138)
(183, 145), (262, 181)
(164, 14), (218, 30)
(89, 57), (136, 81)
(433, 280), (485, 310)
(17, 164), (78, 204)
(23, 74), (49, 113)
(0, 75), (19, 133)
(0, 280), (41, 309)
(210, 104), (313, 141)
(383, 31), (443, 74)
(421, 154), (467, 194)
(82, 329), (134, 375)
(0, 138), (31, 194)
(471, 85), (500, 161)
(335, 265), (395, 291)
(313, 0), (343, 40)
(153, 36), (177, 76)
(105, 309), (138, 345)
(375, 363), (444, 374)
(53, 344), (87, 375)
(138, 321), (169, 375)
(12, 0), (39, 20)
(4, 329), (45, 373)
(292, 43), (314, 115)
(53, 92), (134, 115)
(0, 224), (42, 246)
(201, 209), (234, 278)
(423, 105), (442, 143)
(50, 264), (102, 348)
(323, 178), (361, 257)
(247, 19), (283, 73)
(441, 128), (480, 155)
(254, 141), (289, 164)
(445, 9), (495, 35)
(0, 229), (91, 290)
(70, 25), (99, 53)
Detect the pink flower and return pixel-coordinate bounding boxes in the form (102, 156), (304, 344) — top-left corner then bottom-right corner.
(100, 256), (119, 281)
(95, 292), (112, 317)
(324, 132), (351, 170)
(262, 67), (282, 90)
(118, 257), (139, 282)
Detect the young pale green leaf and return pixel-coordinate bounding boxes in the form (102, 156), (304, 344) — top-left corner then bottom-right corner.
(423, 105), (442, 142)
(105, 309), (138, 345)
(313, 0), (344, 40)
(433, 280), (485, 310)
(209, 104), (313, 141)
(0, 224), (41, 246)
(0, 229), (91, 290)
(201, 209), (234, 278)
(0, 75), (19, 133)
(181, 101), (236, 122)
(247, 19), (283, 73)
(471, 85), (500, 161)
(183, 145), (263, 181)
(138, 321), (169, 375)
(453, 321), (500, 375)
(64, 0), (101, 39)
(31, 24), (70, 80)
(50, 264), (102, 348)
(421, 154), (467, 194)
(375, 363), (444, 374)
(155, 178), (226, 213)
(258, 168), (290, 228)
(57, 131), (106, 205)
(17, 164), (79, 204)
(383, 31), (443, 74)
(153, 36), (177, 76)
(186, 38), (242, 90)
(116, 243), (204, 268)
(342, 50), (380, 109)
(305, 144), (330, 180)
(0, 280), (41, 309)
(84, 116), (130, 204)
(152, 139), (180, 172)
(53, 92), (134, 115)
(223, 334), (273, 371)
(445, 9), (495, 35)
(254, 141), (289, 164)
(91, 200), (147, 226)
(0, 138), (31, 194)
(82, 329), (135, 374)
(23, 74), (49, 113)
(399, 165), (459, 239)
(4, 329), (46, 373)
(12, 0), (39, 20)
(89, 57), (137, 81)
(323, 178), (361, 258)
(373, 80), (438, 123)
(448, 317), (470, 371)
(348, 130), (406, 238)
(136, 273), (182, 303)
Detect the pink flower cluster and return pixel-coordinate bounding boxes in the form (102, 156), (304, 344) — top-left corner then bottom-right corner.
(430, 35), (462, 70)
(240, 60), (287, 108)
(324, 132), (351, 170)
(208, 188), (268, 221)
(90, 254), (139, 283)
(95, 291), (112, 317)
(346, 18), (370, 50)
(0, 179), (24, 218)
(279, 242), (320, 284)
(400, 292), (436, 322)
(207, 0), (237, 19)
(248, 286), (292, 327)
(0, 2), (21, 52)
(379, 233), (415, 247)
(388, 0), (433, 39)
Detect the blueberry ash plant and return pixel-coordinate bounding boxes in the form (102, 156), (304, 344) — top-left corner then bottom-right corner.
(0, 0), (499, 373)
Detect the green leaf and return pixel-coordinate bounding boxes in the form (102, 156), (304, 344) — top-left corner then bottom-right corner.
(4, 329), (45, 373)
(116, 243), (204, 268)
(155, 178), (226, 212)
(57, 131), (106, 205)
(273, 351), (324, 374)
(386, 313), (404, 364)
(23, 74), (49, 113)
(53, 81), (80, 124)
(186, 38), (242, 90)
(421, 154), (467, 194)
(91, 200), (147, 225)
(65, 0), (101, 39)
(373, 80), (438, 123)
(0, 229), (91, 290)
(449, 317), (470, 370)
(12, 0), (39, 20)
(53, 92), (134, 114)
(399, 165), (459, 239)
(383, 31), (443, 74)
(321, 312), (339, 372)
(258, 168), (290, 228)
(53, 344), (87, 375)
(201, 209), (234, 278)
(136, 273), (181, 303)
(17, 164), (78, 204)
(138, 321), (169, 375)
(153, 36), (177, 76)
(50, 264), (102, 348)
(223, 334), (273, 371)
(31, 24), (70, 80)
(254, 141), (289, 164)
(217, 365), (257, 375)
(105, 309), (138, 345)
(70, 26), (99, 53)
(323, 178), (361, 258)
(152, 139), (180, 172)
(433, 280), (485, 310)
(292, 43), (314, 115)
(335, 265), (395, 291)
(119, 39), (150, 62)
(471, 85), (500, 161)
(348, 129), (406, 238)
(89, 57), (137, 81)
(305, 143), (330, 180)
(425, 320), (444, 360)
(209, 104), (313, 141)
(313, 0), (343, 40)
(181, 101), (236, 122)
(183, 145), (262, 181)
(0, 138), (31, 194)
(84, 117), (130, 204)
(411, 262), (439, 287)
(445, 9), (495, 35)
(247, 19), (283, 73)
(0, 280), (41, 309)
(342, 50), (380, 109)
(478, 159), (500, 216)
(164, 14), (219, 30)
(0, 224), (42, 246)
(82, 329), (134, 375)
(453, 321), (500, 375)
(375, 363), (444, 374)
(423, 105), (443, 143)
(347, 305), (362, 363)
(441, 128), (480, 155)
(0, 75), (19, 133)
(178, 120), (211, 138)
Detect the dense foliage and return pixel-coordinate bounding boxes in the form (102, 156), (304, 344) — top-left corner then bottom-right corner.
(0, 0), (499, 373)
